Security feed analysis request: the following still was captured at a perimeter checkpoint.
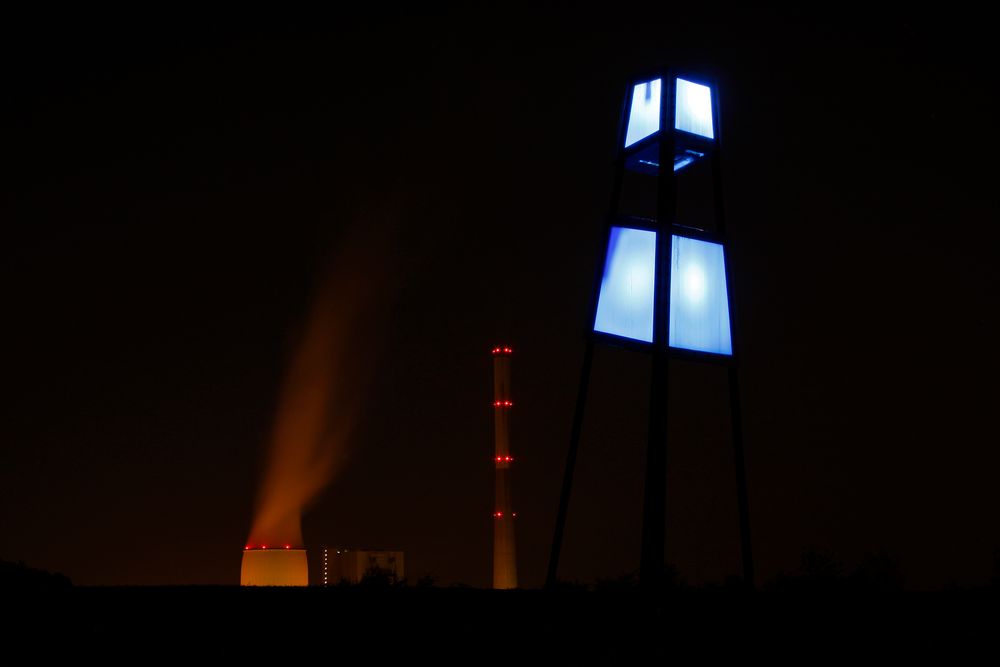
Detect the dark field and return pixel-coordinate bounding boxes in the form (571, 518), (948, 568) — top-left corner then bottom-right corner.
(4, 585), (997, 659)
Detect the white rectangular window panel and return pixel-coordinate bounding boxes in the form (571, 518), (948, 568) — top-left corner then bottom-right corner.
(594, 227), (657, 343)
(668, 235), (731, 355)
(675, 78), (714, 139)
(624, 79), (661, 148)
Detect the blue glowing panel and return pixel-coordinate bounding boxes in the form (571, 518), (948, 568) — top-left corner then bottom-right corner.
(594, 227), (657, 343)
(624, 79), (661, 148)
(675, 78), (714, 139)
(668, 235), (731, 355)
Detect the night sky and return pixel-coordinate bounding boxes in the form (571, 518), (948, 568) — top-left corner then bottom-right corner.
(2, 7), (997, 589)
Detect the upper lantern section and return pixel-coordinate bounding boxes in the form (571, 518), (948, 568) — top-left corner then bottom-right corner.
(674, 78), (714, 139)
(621, 76), (716, 174)
(624, 79), (662, 148)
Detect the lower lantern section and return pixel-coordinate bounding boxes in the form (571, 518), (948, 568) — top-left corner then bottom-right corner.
(667, 235), (732, 355)
(240, 548), (309, 586)
(593, 226), (657, 343)
(593, 227), (733, 355)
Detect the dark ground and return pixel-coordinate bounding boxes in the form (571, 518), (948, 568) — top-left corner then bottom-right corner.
(3, 583), (998, 659)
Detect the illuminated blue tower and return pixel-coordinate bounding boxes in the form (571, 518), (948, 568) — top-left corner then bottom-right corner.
(547, 73), (754, 589)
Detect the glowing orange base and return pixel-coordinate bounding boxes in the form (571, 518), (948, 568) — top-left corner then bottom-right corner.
(240, 549), (308, 586)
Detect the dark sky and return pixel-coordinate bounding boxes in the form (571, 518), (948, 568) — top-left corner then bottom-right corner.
(2, 7), (997, 588)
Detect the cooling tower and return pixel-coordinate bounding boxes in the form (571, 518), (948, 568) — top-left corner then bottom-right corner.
(240, 547), (308, 586)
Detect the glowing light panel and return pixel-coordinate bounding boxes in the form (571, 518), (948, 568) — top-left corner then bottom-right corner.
(675, 78), (714, 139)
(624, 79), (661, 148)
(668, 235), (731, 355)
(594, 227), (656, 343)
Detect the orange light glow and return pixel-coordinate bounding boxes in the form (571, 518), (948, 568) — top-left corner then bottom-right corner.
(241, 548), (308, 586)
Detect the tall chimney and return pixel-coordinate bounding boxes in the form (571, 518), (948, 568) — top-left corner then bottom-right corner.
(491, 345), (517, 589)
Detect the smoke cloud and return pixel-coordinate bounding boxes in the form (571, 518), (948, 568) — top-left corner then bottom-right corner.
(247, 225), (395, 548)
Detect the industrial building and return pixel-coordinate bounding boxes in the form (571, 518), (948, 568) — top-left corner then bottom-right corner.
(322, 548), (404, 585)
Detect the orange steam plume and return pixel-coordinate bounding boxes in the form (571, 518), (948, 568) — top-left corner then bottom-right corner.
(248, 227), (394, 549)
